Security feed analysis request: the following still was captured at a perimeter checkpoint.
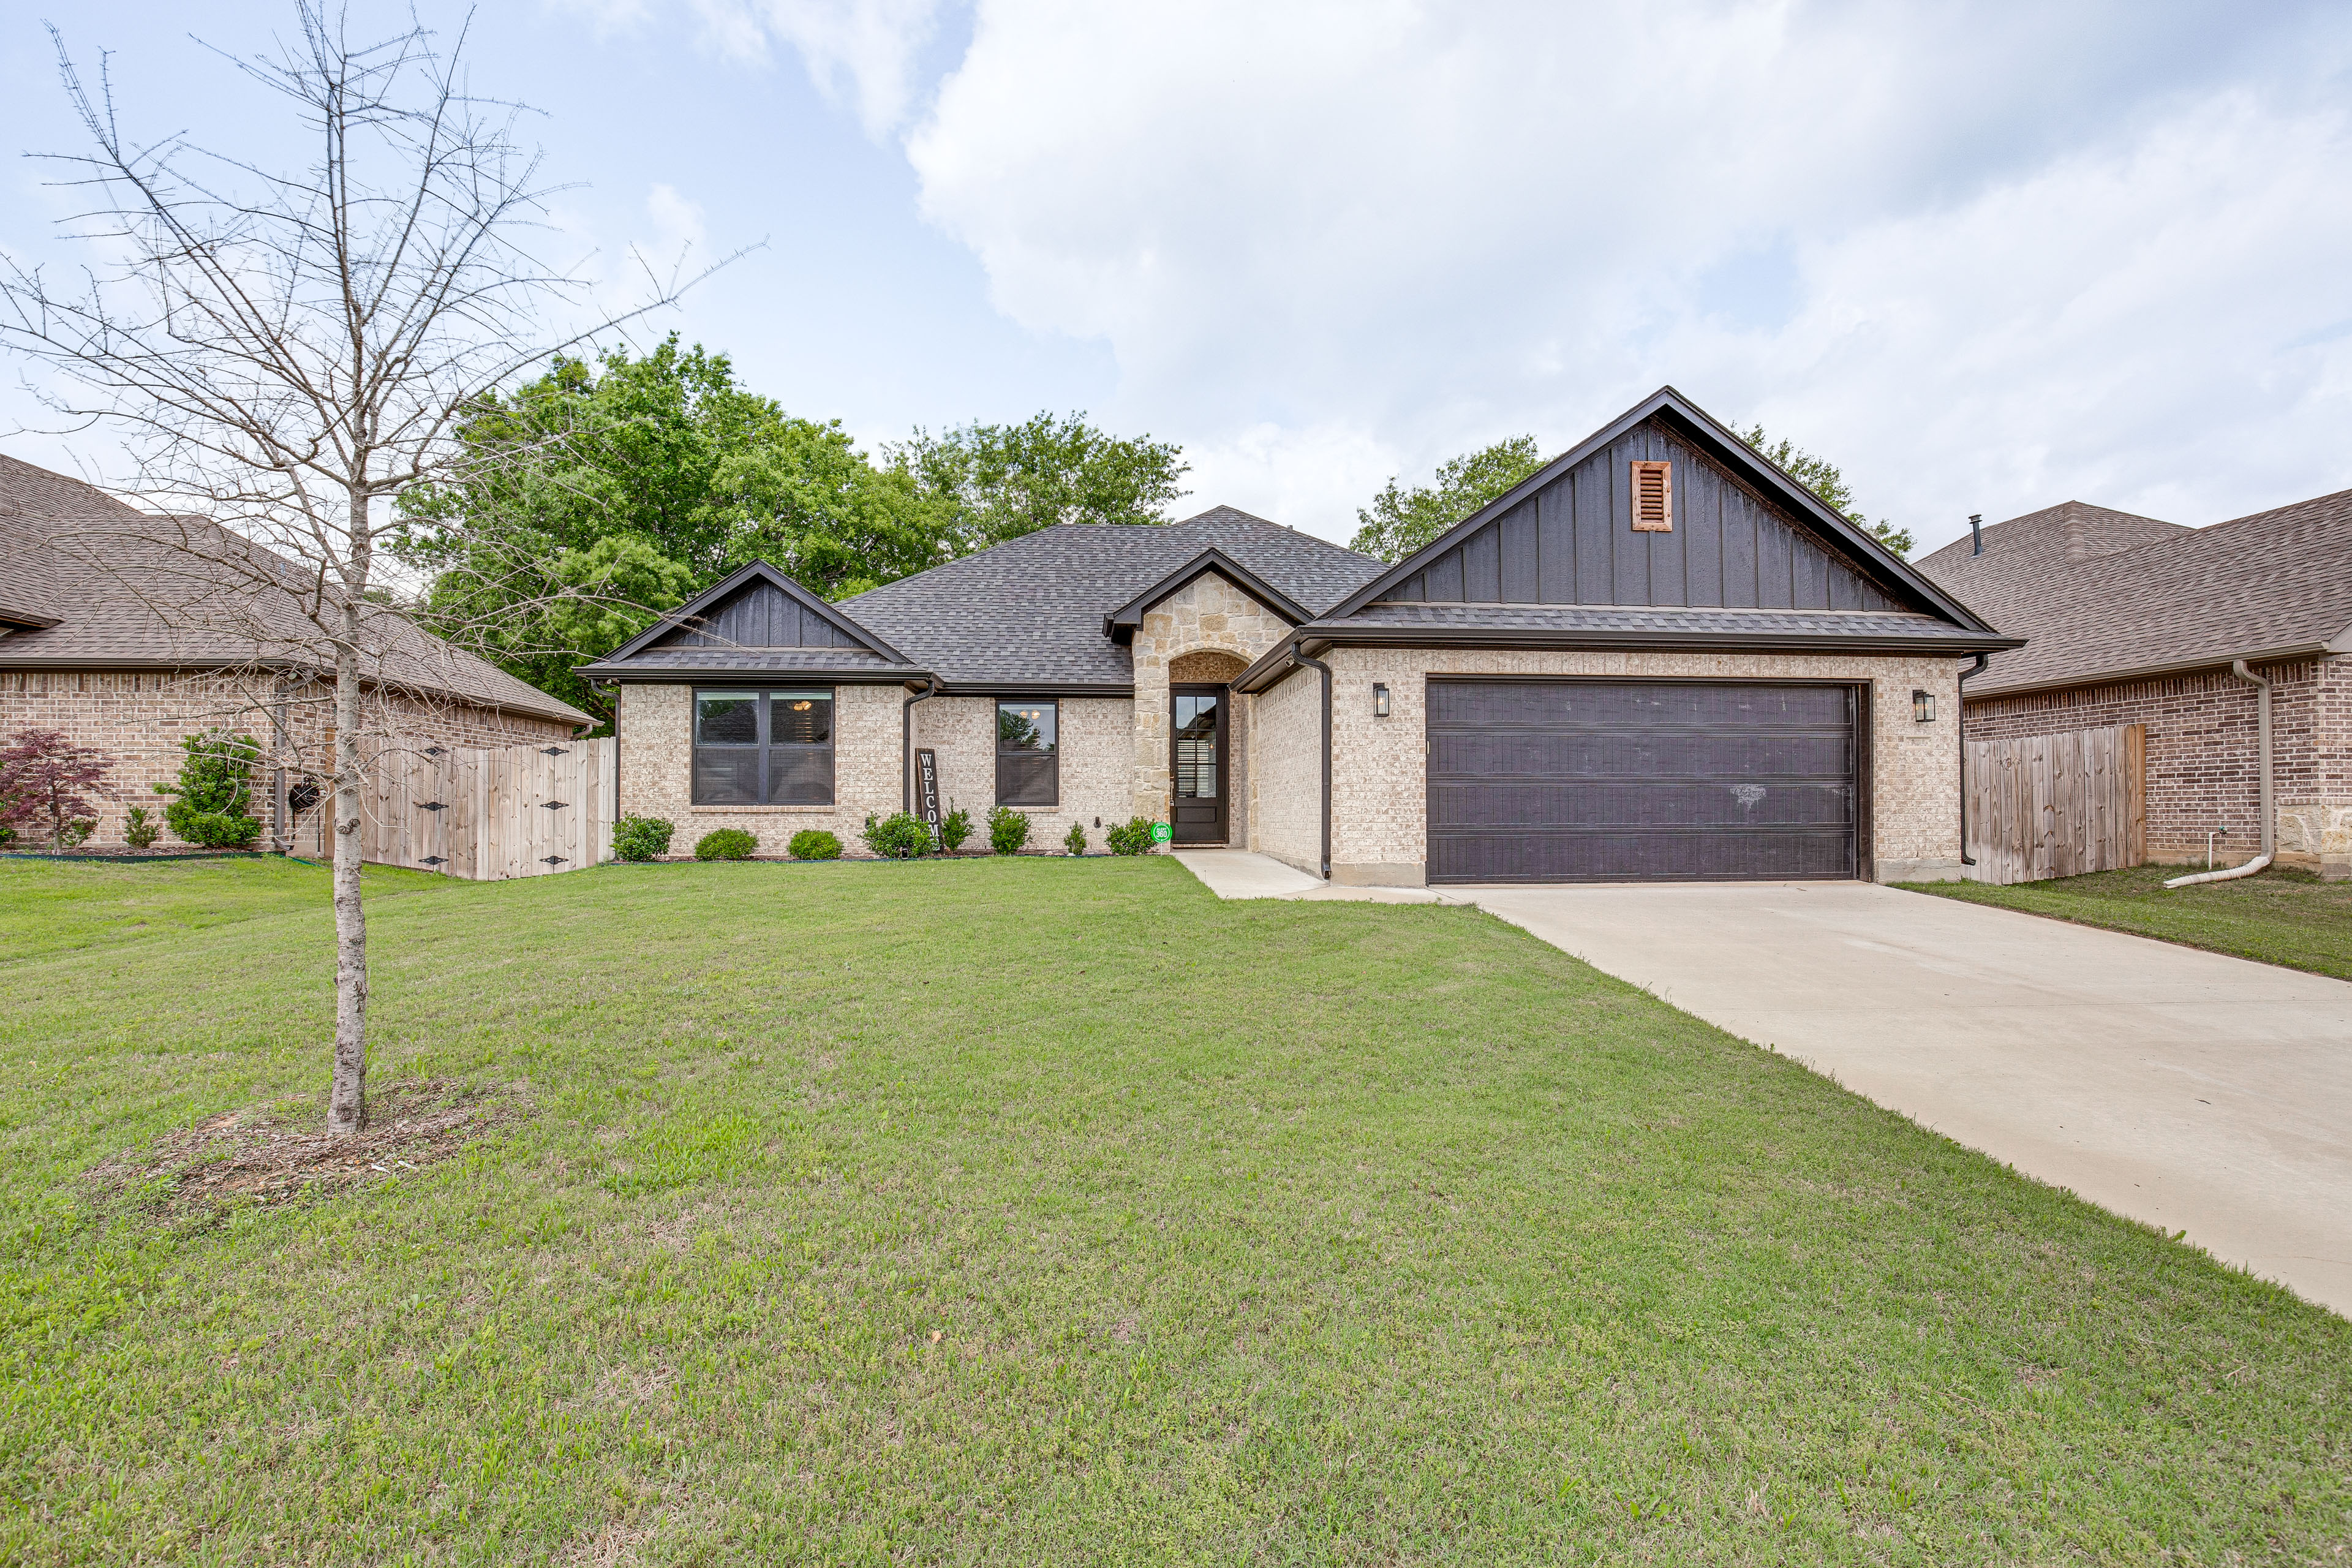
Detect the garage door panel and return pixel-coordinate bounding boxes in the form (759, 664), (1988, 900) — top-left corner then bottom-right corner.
(1431, 781), (1853, 829)
(1428, 679), (1850, 729)
(1432, 729), (1852, 780)
(1426, 679), (1859, 883)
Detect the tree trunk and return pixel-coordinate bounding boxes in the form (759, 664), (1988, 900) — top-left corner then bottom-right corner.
(325, 600), (370, 1138)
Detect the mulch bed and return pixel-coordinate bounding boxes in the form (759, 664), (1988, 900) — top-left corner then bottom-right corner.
(88, 1079), (519, 1215)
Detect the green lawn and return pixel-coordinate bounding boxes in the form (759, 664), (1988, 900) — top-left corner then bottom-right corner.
(1905, 862), (2352, 981)
(0, 854), (449, 964)
(1, 857), (2345, 1564)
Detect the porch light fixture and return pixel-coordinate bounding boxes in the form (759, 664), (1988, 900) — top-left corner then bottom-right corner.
(1373, 682), (1390, 718)
(1913, 690), (1936, 723)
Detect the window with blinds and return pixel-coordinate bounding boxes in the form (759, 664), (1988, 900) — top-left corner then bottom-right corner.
(692, 688), (834, 805)
(1630, 460), (1673, 532)
(996, 698), (1059, 807)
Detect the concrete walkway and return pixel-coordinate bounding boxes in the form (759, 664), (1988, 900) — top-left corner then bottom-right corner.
(1170, 848), (1453, 903)
(1175, 851), (2352, 1315)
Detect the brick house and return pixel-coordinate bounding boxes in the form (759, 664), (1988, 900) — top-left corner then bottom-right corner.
(0, 455), (592, 851)
(584, 387), (2016, 884)
(1917, 493), (2352, 876)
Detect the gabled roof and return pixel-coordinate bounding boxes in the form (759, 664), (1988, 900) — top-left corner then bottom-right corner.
(1101, 546), (1314, 643)
(1916, 489), (2352, 696)
(582, 559), (922, 682)
(839, 508), (1384, 690)
(1327, 386), (1999, 632)
(0, 454), (592, 726)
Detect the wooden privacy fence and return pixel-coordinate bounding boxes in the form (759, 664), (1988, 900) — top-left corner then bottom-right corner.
(1963, 723), (2145, 885)
(360, 738), (616, 880)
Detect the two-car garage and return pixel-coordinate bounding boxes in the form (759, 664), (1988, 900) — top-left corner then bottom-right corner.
(1423, 679), (1863, 884)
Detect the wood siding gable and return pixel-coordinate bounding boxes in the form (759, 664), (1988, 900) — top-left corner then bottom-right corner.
(649, 578), (872, 651)
(1377, 417), (1902, 612)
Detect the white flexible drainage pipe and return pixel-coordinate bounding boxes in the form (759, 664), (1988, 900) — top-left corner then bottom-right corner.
(2165, 659), (2273, 889)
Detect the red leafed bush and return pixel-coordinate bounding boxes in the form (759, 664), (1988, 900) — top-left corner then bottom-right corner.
(0, 728), (113, 850)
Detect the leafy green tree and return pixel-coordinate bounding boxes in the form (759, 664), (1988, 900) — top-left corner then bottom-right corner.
(1348, 436), (1546, 562)
(886, 412), (1190, 553)
(155, 730), (262, 848)
(1740, 424), (1914, 559)
(399, 338), (941, 726)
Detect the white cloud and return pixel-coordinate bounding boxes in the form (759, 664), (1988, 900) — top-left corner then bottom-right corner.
(900, 0), (2352, 546)
(687, 0), (945, 136)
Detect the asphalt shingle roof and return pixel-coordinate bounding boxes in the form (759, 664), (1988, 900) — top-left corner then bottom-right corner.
(839, 507), (1385, 687)
(1915, 492), (2352, 695)
(0, 453), (592, 726)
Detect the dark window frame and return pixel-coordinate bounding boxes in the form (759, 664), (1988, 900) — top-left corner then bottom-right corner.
(691, 687), (836, 806)
(995, 696), (1060, 808)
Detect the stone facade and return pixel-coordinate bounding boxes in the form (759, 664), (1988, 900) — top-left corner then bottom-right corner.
(1129, 573), (1290, 839)
(1245, 647), (1970, 886)
(617, 683), (1139, 858)
(909, 693), (1136, 854)
(1965, 655), (2347, 873)
(616, 682), (903, 857)
(1247, 663), (1323, 872)
(0, 667), (577, 851)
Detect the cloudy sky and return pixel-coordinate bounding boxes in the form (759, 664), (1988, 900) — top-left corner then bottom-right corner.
(4, 1), (2348, 553)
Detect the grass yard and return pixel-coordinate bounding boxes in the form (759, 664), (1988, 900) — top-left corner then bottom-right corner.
(1905, 862), (2352, 981)
(2, 856), (2346, 1565)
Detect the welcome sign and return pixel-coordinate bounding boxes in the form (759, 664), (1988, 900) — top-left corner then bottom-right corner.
(914, 748), (943, 841)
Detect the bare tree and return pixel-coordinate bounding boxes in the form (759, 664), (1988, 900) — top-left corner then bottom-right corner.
(0, 4), (724, 1136)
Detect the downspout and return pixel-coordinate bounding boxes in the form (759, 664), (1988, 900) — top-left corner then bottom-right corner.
(1291, 644), (1333, 881)
(902, 677), (937, 815)
(1956, 653), (1988, 868)
(2165, 659), (2273, 887)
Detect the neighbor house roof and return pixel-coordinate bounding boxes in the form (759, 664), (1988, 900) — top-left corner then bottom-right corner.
(0, 454), (592, 727)
(1915, 491), (2352, 696)
(835, 508), (1385, 690)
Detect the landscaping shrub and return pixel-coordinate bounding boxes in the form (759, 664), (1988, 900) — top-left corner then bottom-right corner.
(2, 727), (116, 851)
(862, 812), (931, 859)
(1063, 822), (1088, 856)
(1106, 816), (1159, 856)
(154, 729), (261, 848)
(123, 806), (160, 849)
(611, 815), (676, 862)
(695, 827), (757, 861)
(787, 828), (843, 861)
(987, 804), (1030, 856)
(938, 805), (973, 853)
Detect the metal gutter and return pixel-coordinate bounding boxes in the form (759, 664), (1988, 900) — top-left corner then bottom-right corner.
(901, 676), (938, 815)
(1957, 653), (1988, 867)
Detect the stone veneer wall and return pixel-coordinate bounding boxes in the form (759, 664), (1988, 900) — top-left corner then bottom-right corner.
(1248, 664), (1324, 873)
(1129, 573), (1290, 840)
(909, 693), (1135, 853)
(0, 668), (578, 850)
(1966, 655), (2343, 872)
(616, 681), (903, 856)
(1311, 647), (1967, 886)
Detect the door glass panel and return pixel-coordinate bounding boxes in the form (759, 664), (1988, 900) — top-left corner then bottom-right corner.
(1174, 693), (1219, 800)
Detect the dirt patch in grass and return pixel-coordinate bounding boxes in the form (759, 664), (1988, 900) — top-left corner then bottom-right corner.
(87, 1079), (520, 1215)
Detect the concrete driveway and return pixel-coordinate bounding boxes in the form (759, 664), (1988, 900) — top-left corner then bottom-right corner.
(1464, 881), (2352, 1316)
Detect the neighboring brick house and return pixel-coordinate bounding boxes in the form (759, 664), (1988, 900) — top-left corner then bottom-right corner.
(1917, 494), (2352, 876)
(584, 387), (2016, 884)
(0, 456), (591, 851)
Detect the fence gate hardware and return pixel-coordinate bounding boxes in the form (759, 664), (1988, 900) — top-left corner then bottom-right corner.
(424, 745), (448, 756)
(420, 855), (447, 866)
(541, 746), (569, 756)
(541, 854), (568, 866)
(419, 801), (447, 812)
(541, 799), (569, 810)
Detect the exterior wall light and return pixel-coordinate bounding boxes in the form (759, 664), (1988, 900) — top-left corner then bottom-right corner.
(1913, 690), (1936, 723)
(1373, 682), (1391, 718)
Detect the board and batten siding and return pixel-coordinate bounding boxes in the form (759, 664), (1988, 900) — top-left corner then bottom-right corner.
(1379, 417), (1904, 614)
(649, 578), (869, 651)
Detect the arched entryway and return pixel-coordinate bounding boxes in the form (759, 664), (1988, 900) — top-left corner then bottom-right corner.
(1167, 650), (1248, 845)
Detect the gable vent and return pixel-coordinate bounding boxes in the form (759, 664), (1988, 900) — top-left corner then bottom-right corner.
(1630, 461), (1673, 532)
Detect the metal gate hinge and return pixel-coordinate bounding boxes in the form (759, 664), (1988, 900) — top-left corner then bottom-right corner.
(541, 854), (568, 866)
(420, 801), (447, 811)
(541, 799), (569, 810)
(541, 746), (569, 756)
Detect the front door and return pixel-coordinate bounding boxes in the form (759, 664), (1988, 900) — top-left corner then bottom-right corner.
(1170, 685), (1229, 845)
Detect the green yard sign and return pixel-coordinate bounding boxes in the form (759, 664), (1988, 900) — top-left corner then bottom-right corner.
(1151, 822), (1172, 843)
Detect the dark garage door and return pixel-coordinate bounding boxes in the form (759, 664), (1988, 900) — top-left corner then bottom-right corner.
(1427, 680), (1860, 883)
